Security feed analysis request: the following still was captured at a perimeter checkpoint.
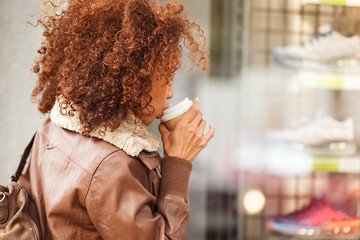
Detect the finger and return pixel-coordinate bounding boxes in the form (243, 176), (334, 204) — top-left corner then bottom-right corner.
(197, 119), (207, 135)
(191, 110), (203, 127)
(201, 124), (215, 146)
(158, 123), (170, 136)
(181, 98), (200, 123)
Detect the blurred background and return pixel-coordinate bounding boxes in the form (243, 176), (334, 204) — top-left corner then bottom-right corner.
(1, 0), (360, 239)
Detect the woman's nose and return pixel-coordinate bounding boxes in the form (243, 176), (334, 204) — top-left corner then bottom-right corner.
(167, 83), (174, 99)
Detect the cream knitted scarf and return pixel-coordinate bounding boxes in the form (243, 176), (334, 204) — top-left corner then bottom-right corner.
(50, 100), (162, 157)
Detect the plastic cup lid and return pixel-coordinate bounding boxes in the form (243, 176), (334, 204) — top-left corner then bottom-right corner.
(161, 97), (193, 122)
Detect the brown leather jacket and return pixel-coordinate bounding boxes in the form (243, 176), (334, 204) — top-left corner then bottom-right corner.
(20, 117), (193, 239)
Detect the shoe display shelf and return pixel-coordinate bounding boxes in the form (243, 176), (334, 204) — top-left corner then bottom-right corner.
(312, 155), (360, 173)
(302, 0), (360, 7)
(297, 72), (360, 91)
(236, 0), (360, 239)
(266, 25), (360, 240)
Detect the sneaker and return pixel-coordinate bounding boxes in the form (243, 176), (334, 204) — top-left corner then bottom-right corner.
(273, 28), (360, 72)
(266, 114), (355, 149)
(267, 193), (356, 236)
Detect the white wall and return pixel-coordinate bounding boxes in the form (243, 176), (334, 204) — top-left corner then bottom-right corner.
(0, 0), (43, 184)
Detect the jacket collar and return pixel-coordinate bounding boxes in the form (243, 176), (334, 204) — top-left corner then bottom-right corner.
(50, 100), (162, 157)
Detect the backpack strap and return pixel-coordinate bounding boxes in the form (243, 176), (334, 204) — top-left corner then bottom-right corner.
(10, 133), (36, 182)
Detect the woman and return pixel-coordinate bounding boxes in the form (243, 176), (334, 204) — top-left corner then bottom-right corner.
(19, 0), (215, 239)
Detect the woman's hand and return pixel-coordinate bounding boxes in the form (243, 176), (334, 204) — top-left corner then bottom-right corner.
(158, 98), (215, 162)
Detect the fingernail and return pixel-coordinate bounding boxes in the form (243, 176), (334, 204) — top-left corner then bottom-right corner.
(194, 97), (199, 102)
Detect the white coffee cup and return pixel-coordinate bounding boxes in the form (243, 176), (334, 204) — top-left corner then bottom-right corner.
(161, 97), (193, 130)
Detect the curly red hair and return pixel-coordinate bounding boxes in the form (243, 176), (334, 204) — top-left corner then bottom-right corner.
(32, 0), (208, 135)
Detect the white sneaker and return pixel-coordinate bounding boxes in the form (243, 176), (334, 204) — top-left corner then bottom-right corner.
(267, 115), (355, 147)
(273, 31), (360, 72)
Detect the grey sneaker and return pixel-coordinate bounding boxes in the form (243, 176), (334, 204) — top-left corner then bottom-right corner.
(267, 115), (355, 149)
(273, 31), (360, 73)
